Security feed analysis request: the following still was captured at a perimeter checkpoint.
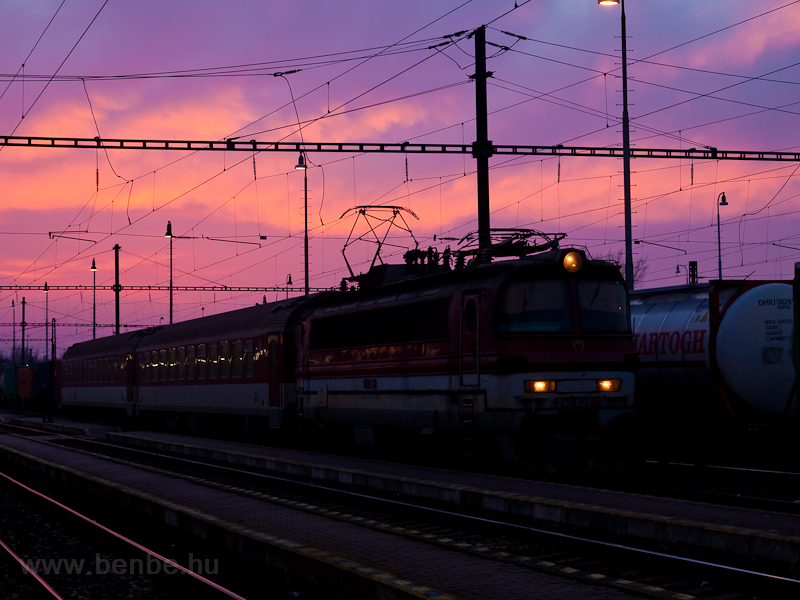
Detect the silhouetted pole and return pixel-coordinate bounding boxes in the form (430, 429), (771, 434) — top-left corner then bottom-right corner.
(304, 167), (309, 296)
(165, 221), (174, 324)
(113, 244), (122, 334)
(44, 282), (49, 360)
(717, 192), (728, 281)
(91, 258), (97, 339)
(473, 26), (492, 250)
(51, 318), (56, 365)
(619, 0), (634, 290)
(20, 297), (26, 366)
(11, 300), (15, 367)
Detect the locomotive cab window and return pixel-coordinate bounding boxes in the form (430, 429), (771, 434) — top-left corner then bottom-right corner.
(497, 279), (572, 333)
(577, 280), (630, 333)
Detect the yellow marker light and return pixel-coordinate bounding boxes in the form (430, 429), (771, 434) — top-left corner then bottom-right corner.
(525, 380), (556, 393)
(597, 379), (622, 392)
(563, 251), (583, 273)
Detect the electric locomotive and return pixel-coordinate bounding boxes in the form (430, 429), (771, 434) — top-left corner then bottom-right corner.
(297, 231), (638, 467)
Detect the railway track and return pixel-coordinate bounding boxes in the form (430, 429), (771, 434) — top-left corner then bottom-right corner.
(0, 462), (249, 599)
(2, 422), (798, 600)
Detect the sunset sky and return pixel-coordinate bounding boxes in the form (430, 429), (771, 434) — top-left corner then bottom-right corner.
(1, 0), (799, 358)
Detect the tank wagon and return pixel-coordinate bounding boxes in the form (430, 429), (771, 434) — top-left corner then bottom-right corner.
(631, 280), (797, 467)
(631, 280), (795, 417)
(62, 235), (638, 469)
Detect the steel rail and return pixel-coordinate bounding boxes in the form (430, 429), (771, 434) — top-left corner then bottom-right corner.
(0, 535), (64, 599)
(2, 421), (797, 593)
(0, 135), (799, 161)
(0, 445), (248, 600)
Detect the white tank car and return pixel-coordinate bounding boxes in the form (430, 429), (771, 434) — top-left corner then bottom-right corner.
(630, 282), (795, 415)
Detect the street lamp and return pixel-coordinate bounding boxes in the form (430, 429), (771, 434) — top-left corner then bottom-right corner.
(43, 282), (49, 361)
(295, 153), (310, 297)
(717, 192), (728, 281)
(165, 221), (174, 324)
(286, 273), (292, 300)
(91, 258), (97, 339)
(599, 0), (634, 291)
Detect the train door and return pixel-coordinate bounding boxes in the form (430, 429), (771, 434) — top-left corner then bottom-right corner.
(459, 292), (482, 387)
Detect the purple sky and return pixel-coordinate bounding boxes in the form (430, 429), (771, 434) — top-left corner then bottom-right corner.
(1, 0), (799, 358)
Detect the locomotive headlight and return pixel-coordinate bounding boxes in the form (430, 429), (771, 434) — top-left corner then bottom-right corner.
(525, 380), (556, 393)
(563, 251), (583, 273)
(597, 379), (622, 392)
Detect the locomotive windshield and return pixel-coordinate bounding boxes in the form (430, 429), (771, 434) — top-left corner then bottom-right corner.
(576, 279), (630, 332)
(496, 279), (572, 332)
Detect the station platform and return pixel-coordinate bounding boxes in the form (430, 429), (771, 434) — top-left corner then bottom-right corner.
(106, 430), (800, 568)
(0, 412), (120, 437)
(0, 432), (642, 600)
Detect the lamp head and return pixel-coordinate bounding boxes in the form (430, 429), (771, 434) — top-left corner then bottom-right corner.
(165, 221), (173, 238)
(295, 153), (307, 170)
(598, 0), (620, 5)
(676, 265), (681, 274)
(719, 192), (728, 206)
(286, 274), (293, 285)
(43, 282), (49, 293)
(90, 258), (97, 272)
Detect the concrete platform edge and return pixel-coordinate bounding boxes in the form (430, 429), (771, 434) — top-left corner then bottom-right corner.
(0, 441), (459, 600)
(104, 433), (800, 566)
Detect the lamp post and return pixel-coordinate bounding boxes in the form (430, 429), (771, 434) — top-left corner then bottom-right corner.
(11, 300), (15, 367)
(165, 221), (174, 324)
(286, 274), (292, 300)
(717, 192), (728, 281)
(599, 0), (634, 291)
(91, 258), (97, 339)
(295, 153), (309, 296)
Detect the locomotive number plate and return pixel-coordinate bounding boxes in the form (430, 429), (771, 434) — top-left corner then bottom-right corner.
(555, 397), (601, 409)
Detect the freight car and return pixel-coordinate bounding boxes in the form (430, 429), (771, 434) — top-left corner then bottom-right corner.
(631, 280), (795, 416)
(62, 234), (639, 469)
(630, 279), (797, 466)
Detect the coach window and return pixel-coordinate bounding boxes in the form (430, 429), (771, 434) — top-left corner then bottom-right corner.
(221, 342), (231, 378)
(209, 344), (218, 379)
(232, 341), (243, 378)
(187, 346), (195, 380)
(270, 339), (278, 382)
(169, 348), (176, 381)
(159, 349), (167, 381)
(198, 344), (207, 379)
(245, 340), (253, 377)
(151, 351), (158, 382)
(177, 347), (185, 380)
(92, 360), (97, 383)
(142, 354), (149, 383)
